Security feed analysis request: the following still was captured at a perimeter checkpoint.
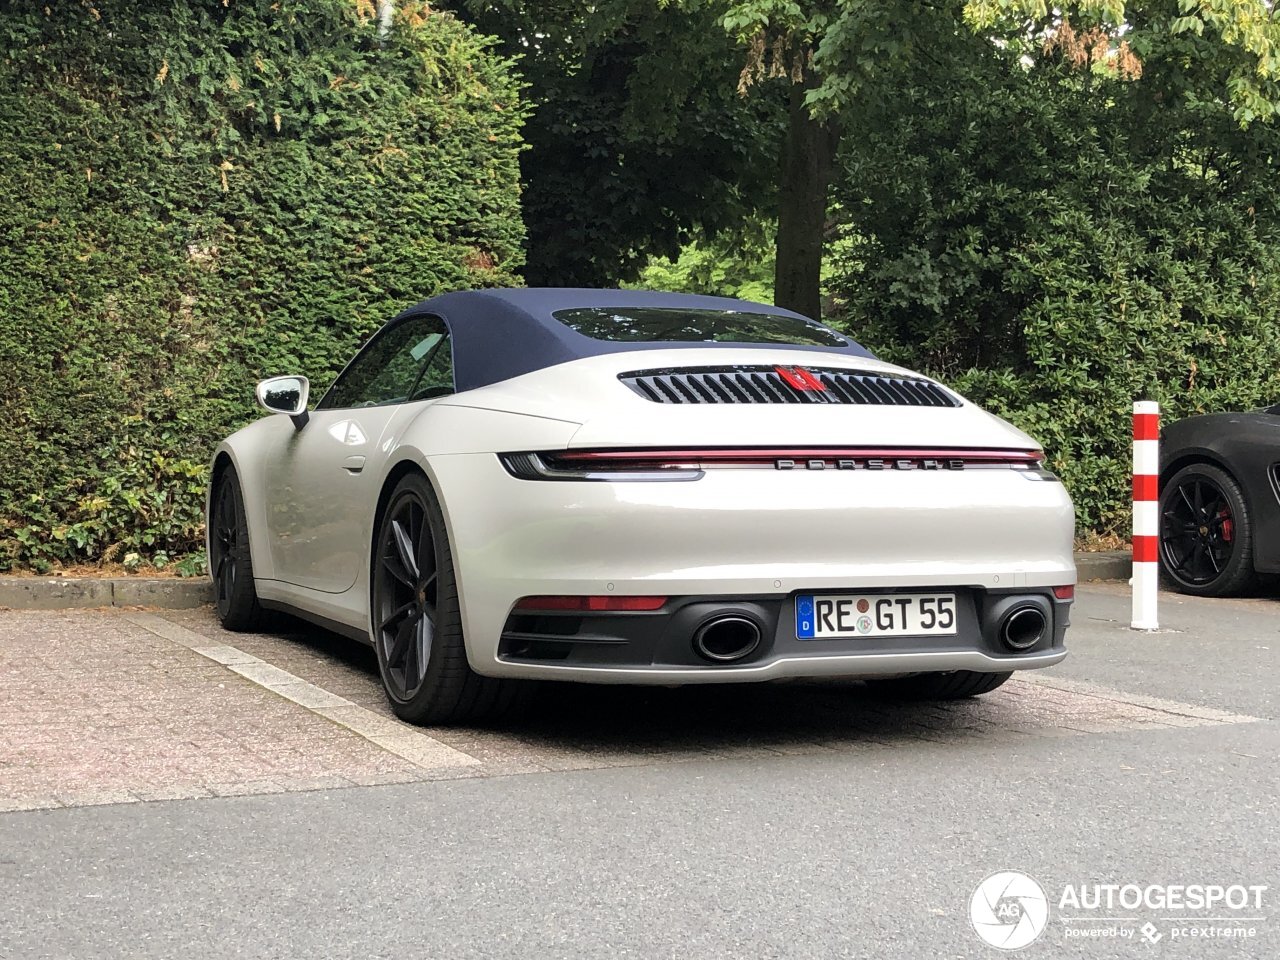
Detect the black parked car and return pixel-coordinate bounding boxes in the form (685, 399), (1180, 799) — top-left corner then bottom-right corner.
(1160, 406), (1280, 596)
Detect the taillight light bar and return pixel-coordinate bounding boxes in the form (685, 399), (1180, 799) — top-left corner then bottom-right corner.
(555, 447), (1044, 465)
(499, 448), (1044, 481)
(514, 595), (668, 612)
(499, 452), (704, 482)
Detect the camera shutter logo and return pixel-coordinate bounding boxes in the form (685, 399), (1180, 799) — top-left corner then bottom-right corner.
(970, 871), (1050, 950)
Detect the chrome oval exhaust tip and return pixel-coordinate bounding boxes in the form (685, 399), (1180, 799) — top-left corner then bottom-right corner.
(1000, 606), (1047, 651)
(692, 615), (762, 663)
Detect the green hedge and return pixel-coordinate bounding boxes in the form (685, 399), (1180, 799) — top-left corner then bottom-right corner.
(826, 52), (1280, 535)
(0, 1), (526, 571)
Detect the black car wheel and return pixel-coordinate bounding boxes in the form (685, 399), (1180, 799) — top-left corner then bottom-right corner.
(1159, 462), (1258, 597)
(370, 472), (528, 725)
(209, 466), (268, 630)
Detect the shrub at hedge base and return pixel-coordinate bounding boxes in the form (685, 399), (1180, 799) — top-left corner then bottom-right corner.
(0, 1), (526, 572)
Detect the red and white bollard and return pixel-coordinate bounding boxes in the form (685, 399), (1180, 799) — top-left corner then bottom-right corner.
(1131, 401), (1160, 630)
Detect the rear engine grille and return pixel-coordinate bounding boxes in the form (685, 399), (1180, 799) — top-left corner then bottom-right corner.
(619, 365), (959, 407)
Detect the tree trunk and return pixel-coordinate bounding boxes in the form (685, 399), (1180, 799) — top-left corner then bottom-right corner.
(774, 80), (839, 320)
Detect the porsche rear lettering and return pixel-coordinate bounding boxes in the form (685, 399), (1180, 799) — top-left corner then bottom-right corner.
(775, 458), (966, 471)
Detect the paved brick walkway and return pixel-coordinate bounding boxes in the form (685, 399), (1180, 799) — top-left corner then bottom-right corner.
(0, 612), (423, 810)
(0, 608), (1258, 812)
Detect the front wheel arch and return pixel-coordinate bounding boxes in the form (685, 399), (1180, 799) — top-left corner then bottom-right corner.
(1160, 452), (1234, 492)
(207, 451), (235, 552)
(208, 463), (268, 630)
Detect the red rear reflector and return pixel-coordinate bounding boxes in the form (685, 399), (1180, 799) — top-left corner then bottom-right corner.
(515, 595), (668, 612)
(1052, 585), (1075, 600)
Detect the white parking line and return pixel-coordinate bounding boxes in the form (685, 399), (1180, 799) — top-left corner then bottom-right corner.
(127, 613), (479, 771)
(1015, 672), (1262, 725)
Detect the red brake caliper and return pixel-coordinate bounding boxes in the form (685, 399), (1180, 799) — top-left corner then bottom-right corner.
(1218, 509), (1234, 542)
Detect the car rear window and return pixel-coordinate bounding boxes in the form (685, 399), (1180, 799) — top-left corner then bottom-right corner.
(552, 306), (849, 347)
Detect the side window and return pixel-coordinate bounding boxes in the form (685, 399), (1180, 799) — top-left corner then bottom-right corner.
(319, 314), (448, 409)
(409, 333), (454, 401)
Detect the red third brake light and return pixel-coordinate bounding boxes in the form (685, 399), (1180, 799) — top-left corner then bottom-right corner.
(774, 365), (827, 391)
(515, 595), (668, 612)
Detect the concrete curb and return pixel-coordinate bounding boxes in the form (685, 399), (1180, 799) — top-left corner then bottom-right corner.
(1074, 550), (1132, 582)
(0, 577), (212, 610)
(1, 550), (1133, 611)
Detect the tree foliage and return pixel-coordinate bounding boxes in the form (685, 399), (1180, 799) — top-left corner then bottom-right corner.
(825, 0), (1280, 533)
(0, 0), (526, 571)
(968, 0), (1280, 123)
(456, 0), (783, 287)
(634, 224), (777, 303)
(723, 0), (1280, 119)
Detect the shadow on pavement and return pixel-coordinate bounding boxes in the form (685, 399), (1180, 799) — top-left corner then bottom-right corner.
(264, 613), (1011, 751)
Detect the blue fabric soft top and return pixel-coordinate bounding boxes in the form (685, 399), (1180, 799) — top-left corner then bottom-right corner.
(397, 287), (875, 392)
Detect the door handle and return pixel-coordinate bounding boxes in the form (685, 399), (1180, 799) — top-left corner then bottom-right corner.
(342, 455), (366, 474)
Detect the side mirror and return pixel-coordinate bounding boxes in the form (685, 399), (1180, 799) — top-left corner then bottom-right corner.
(256, 375), (310, 430)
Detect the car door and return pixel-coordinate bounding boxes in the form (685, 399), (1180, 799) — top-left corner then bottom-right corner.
(265, 313), (451, 593)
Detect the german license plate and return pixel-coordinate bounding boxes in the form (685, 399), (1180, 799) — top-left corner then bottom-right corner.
(795, 593), (958, 639)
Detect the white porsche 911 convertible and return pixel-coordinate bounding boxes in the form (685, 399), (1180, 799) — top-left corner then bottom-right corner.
(209, 289), (1074, 724)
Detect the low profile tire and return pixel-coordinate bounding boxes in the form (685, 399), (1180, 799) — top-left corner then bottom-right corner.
(866, 670), (1012, 700)
(1159, 462), (1258, 598)
(209, 466), (268, 631)
(371, 472), (527, 725)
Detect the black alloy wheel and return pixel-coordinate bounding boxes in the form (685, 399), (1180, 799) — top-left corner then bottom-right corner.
(1159, 463), (1257, 597)
(209, 466), (266, 630)
(373, 488), (438, 703)
(370, 472), (528, 724)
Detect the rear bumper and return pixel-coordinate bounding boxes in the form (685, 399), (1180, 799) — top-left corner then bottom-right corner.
(481, 649), (1066, 684)
(496, 587), (1069, 683)
(427, 452), (1076, 682)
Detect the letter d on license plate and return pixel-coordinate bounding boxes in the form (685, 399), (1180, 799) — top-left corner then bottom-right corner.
(796, 593), (957, 639)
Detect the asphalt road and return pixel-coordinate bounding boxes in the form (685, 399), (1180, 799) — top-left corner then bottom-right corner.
(2, 584), (1278, 960)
